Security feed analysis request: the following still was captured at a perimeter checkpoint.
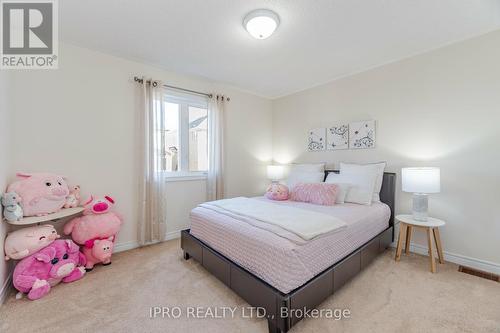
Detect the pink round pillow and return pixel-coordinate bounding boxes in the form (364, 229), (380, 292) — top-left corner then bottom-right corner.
(265, 183), (289, 201)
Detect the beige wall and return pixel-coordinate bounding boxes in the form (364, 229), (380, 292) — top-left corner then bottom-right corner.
(0, 71), (12, 300)
(272, 31), (500, 269)
(4, 29), (499, 289)
(9, 44), (273, 250)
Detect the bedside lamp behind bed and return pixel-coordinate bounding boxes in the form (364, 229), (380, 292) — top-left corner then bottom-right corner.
(267, 165), (285, 184)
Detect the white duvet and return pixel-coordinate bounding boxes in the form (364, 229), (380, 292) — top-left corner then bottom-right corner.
(200, 197), (347, 241)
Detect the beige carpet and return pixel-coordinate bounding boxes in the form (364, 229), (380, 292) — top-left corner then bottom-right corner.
(1, 239), (499, 333)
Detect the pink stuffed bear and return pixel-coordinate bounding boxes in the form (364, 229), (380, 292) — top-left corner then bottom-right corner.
(64, 185), (81, 208)
(7, 172), (70, 217)
(4, 225), (60, 261)
(63, 195), (123, 246)
(265, 183), (289, 201)
(13, 239), (86, 300)
(82, 236), (114, 271)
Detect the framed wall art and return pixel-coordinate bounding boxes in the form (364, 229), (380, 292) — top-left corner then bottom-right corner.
(349, 120), (376, 149)
(308, 128), (326, 151)
(327, 124), (349, 150)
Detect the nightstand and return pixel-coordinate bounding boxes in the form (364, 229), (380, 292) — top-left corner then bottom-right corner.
(395, 214), (445, 273)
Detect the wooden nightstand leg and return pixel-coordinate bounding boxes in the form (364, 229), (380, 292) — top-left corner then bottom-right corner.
(427, 228), (436, 273)
(395, 223), (406, 261)
(405, 225), (412, 254)
(433, 228), (444, 264)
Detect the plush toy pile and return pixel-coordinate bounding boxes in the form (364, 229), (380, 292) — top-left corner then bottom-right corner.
(1, 172), (124, 301)
(64, 195), (123, 271)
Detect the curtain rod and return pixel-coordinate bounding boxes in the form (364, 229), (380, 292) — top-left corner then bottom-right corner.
(133, 76), (230, 101)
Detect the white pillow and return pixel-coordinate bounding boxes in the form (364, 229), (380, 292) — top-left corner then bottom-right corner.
(324, 173), (351, 204)
(340, 162), (386, 202)
(289, 163), (325, 173)
(286, 171), (325, 190)
(326, 172), (377, 205)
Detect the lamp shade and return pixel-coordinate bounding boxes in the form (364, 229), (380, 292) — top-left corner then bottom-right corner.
(267, 165), (284, 181)
(402, 167), (441, 194)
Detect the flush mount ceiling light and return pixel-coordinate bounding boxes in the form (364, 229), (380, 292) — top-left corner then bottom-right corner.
(243, 9), (280, 39)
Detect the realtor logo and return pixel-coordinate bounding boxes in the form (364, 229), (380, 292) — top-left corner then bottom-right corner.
(1, 0), (58, 69)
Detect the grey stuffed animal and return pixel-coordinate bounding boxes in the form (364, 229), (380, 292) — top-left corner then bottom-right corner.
(1, 192), (23, 222)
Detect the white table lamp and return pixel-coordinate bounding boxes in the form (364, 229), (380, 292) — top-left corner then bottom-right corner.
(402, 167), (440, 221)
(267, 165), (284, 183)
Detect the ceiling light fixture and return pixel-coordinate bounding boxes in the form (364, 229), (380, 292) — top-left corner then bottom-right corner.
(243, 9), (280, 40)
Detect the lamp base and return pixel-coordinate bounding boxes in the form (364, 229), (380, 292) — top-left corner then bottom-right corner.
(412, 193), (428, 221)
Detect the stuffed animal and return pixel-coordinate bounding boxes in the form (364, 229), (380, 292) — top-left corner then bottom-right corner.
(265, 183), (289, 201)
(64, 185), (81, 208)
(82, 236), (114, 271)
(63, 195), (123, 245)
(82, 195), (115, 215)
(13, 239), (86, 300)
(1, 192), (23, 222)
(7, 172), (70, 217)
(4, 224), (60, 260)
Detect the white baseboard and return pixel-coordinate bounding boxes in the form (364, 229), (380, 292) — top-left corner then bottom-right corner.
(0, 271), (13, 308)
(113, 240), (140, 253)
(165, 230), (181, 241)
(113, 230), (181, 253)
(391, 242), (500, 275)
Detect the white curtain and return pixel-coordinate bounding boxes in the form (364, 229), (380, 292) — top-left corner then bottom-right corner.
(137, 78), (167, 245)
(207, 95), (226, 201)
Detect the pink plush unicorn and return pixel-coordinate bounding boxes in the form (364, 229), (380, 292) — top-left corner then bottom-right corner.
(13, 239), (86, 300)
(82, 236), (114, 271)
(63, 195), (123, 245)
(7, 172), (70, 217)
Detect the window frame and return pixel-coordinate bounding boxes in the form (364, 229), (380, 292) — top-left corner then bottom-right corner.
(162, 89), (209, 180)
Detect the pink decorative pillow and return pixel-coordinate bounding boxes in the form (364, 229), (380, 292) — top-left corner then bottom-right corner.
(265, 183), (289, 201)
(290, 183), (338, 206)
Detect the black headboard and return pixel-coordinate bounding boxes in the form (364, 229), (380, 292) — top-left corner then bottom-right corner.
(324, 170), (396, 237)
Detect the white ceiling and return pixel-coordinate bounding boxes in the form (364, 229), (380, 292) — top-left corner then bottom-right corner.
(60, 0), (500, 98)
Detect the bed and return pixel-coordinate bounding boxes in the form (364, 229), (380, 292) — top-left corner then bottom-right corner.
(181, 170), (396, 333)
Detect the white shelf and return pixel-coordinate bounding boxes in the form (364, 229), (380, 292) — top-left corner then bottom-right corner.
(4, 207), (84, 226)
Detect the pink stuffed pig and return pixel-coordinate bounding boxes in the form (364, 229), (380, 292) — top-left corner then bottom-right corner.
(4, 225), (60, 261)
(265, 183), (289, 201)
(81, 195), (115, 215)
(7, 172), (70, 217)
(13, 239), (86, 300)
(63, 195), (123, 245)
(82, 236), (114, 270)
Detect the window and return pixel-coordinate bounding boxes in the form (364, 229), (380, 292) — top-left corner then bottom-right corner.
(161, 90), (208, 178)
